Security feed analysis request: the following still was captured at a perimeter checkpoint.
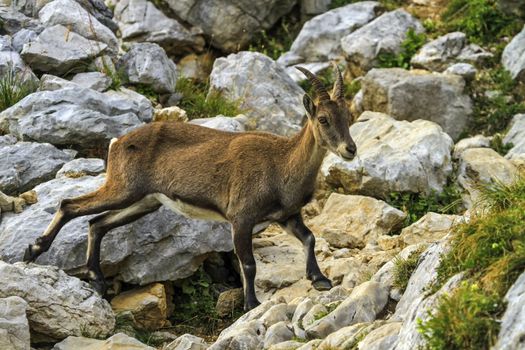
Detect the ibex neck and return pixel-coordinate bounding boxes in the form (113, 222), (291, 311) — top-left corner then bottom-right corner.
(286, 122), (326, 182)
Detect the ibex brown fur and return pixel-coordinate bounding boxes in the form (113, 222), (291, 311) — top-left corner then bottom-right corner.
(24, 66), (357, 310)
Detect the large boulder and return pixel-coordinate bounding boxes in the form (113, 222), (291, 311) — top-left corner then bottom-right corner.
(52, 333), (155, 350)
(0, 296), (30, 350)
(308, 193), (406, 249)
(493, 271), (525, 350)
(21, 25), (107, 75)
(321, 112), (454, 198)
(411, 32), (492, 72)
(341, 9), (424, 76)
(0, 261), (115, 343)
(502, 25), (525, 82)
(114, 0), (205, 56)
(117, 43), (178, 94)
(278, 1), (380, 66)
(457, 148), (520, 207)
(0, 46), (38, 83)
(0, 87), (152, 149)
(0, 175), (233, 285)
(162, 0), (296, 52)
(503, 114), (525, 161)
(360, 68), (472, 140)
(399, 212), (463, 247)
(0, 141), (74, 195)
(209, 52), (305, 136)
(38, 0), (118, 54)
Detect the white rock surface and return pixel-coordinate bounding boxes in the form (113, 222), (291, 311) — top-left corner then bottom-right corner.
(56, 158), (106, 179)
(399, 212), (463, 247)
(503, 114), (525, 161)
(453, 134), (492, 159)
(0, 296), (30, 350)
(493, 271), (525, 350)
(71, 72), (112, 92)
(502, 24), (525, 82)
(51, 333), (155, 350)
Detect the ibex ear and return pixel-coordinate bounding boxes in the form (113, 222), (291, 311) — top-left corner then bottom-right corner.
(303, 94), (316, 119)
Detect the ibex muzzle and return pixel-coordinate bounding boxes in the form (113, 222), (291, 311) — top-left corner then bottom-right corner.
(24, 65), (356, 311)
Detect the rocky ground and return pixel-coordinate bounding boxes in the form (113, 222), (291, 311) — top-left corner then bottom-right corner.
(0, 0), (525, 349)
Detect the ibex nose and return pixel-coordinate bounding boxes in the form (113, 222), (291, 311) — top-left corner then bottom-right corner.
(337, 143), (356, 161)
(345, 145), (356, 155)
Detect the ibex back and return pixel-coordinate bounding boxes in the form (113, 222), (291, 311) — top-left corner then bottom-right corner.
(23, 66), (357, 310)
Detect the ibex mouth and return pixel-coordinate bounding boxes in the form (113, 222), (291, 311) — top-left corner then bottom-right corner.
(339, 152), (355, 161)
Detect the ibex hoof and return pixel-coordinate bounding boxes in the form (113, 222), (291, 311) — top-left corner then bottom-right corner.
(23, 244), (38, 263)
(312, 278), (333, 291)
(244, 299), (261, 311)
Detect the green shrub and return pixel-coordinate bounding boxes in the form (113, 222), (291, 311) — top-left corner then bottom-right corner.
(386, 182), (463, 228)
(0, 68), (38, 112)
(175, 77), (242, 119)
(377, 27), (427, 69)
(489, 134), (514, 156)
(392, 247), (425, 291)
(418, 282), (504, 350)
(442, 0), (522, 45)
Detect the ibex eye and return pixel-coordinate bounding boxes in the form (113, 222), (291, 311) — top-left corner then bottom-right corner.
(318, 117), (328, 125)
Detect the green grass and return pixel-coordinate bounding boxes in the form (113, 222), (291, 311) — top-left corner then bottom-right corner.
(441, 0), (522, 45)
(377, 27), (427, 69)
(489, 134), (514, 156)
(418, 282), (504, 350)
(175, 77), (242, 119)
(392, 247), (425, 291)
(0, 68), (38, 112)
(386, 181), (463, 228)
(419, 176), (525, 349)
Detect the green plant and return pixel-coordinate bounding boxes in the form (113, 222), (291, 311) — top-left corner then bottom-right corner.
(442, 0), (522, 45)
(377, 27), (426, 69)
(489, 134), (513, 156)
(248, 13), (302, 60)
(392, 247), (425, 291)
(97, 57), (126, 91)
(0, 68), (38, 112)
(175, 77), (242, 119)
(418, 282), (504, 350)
(386, 182), (463, 228)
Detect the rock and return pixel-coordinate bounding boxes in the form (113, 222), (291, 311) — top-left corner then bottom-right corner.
(191, 115), (246, 132)
(0, 175), (233, 285)
(0, 8), (42, 35)
(209, 319), (265, 350)
(0, 141), (74, 195)
(503, 114), (525, 161)
(114, 0), (204, 56)
(264, 321), (294, 348)
(163, 0), (296, 52)
(12, 29), (38, 53)
(216, 288), (244, 317)
(393, 273), (463, 350)
(103, 87), (153, 121)
(260, 303), (294, 328)
(165, 334), (208, 350)
(0, 296), (30, 350)
(297, 339), (322, 350)
(502, 25), (525, 82)
(71, 72), (112, 92)
(493, 271), (525, 350)
(309, 193), (405, 249)
(498, 0), (525, 17)
(21, 25), (107, 75)
(394, 239), (451, 318)
(208, 51), (304, 136)
(321, 112), (454, 197)
(317, 322), (371, 349)
(118, 43), (178, 94)
(445, 63), (477, 81)
(0, 261), (115, 343)
(268, 340), (305, 350)
(301, 304), (327, 329)
(399, 213), (463, 247)
(305, 281), (388, 338)
(453, 134), (492, 159)
(1, 87), (152, 149)
(358, 322), (402, 350)
(38, 0), (118, 54)
(177, 53), (214, 82)
(292, 298), (315, 338)
(51, 333), (155, 350)
(278, 1), (380, 64)
(0, 191), (27, 214)
(360, 68), (472, 140)
(458, 148), (519, 207)
(56, 158), (106, 178)
(0, 47), (38, 83)
(111, 283), (170, 330)
(411, 32), (492, 72)
(154, 106), (189, 123)
(320, 257), (371, 288)
(341, 9), (424, 76)
(39, 74), (80, 91)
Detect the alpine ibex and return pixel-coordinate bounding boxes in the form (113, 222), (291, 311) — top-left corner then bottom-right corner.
(23, 66), (356, 310)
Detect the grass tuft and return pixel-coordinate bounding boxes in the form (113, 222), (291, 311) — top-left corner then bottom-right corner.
(175, 77), (242, 119)
(377, 27), (427, 69)
(0, 68), (38, 112)
(392, 247), (425, 291)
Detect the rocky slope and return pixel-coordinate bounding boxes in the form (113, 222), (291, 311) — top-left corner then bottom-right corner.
(0, 0), (524, 349)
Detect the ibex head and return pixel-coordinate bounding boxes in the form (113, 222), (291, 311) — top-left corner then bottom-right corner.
(297, 65), (356, 161)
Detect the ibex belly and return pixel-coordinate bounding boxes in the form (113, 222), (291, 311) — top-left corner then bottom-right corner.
(154, 193), (228, 222)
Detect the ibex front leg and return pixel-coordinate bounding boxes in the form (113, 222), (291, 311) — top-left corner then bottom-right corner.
(281, 213), (332, 290)
(232, 221), (261, 311)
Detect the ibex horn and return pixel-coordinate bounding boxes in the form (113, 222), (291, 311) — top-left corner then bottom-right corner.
(296, 66), (330, 103)
(332, 63), (345, 101)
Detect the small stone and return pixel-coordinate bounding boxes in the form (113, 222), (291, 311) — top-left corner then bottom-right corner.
(154, 106), (188, 123)
(216, 288), (244, 317)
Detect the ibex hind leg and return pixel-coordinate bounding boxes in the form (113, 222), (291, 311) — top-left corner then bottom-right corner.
(23, 186), (141, 263)
(86, 195), (162, 295)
